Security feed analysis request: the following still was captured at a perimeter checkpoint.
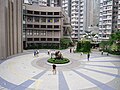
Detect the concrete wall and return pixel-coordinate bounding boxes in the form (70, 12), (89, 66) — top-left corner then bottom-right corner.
(0, 0), (23, 60)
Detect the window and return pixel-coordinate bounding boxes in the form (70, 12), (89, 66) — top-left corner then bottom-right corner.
(27, 38), (33, 41)
(48, 18), (53, 23)
(27, 24), (33, 28)
(40, 31), (46, 36)
(41, 38), (46, 41)
(54, 31), (59, 36)
(54, 25), (59, 28)
(33, 30), (39, 36)
(27, 10), (33, 14)
(23, 10), (26, 14)
(34, 38), (39, 41)
(41, 18), (46, 22)
(41, 25), (46, 28)
(23, 24), (26, 28)
(27, 30), (33, 36)
(23, 16), (26, 21)
(23, 30), (25, 35)
(34, 25), (39, 28)
(34, 11), (39, 15)
(47, 25), (52, 28)
(54, 18), (59, 23)
(75, 26), (78, 28)
(41, 12), (46, 15)
(27, 16), (33, 22)
(54, 12), (59, 15)
(47, 31), (52, 36)
(34, 17), (39, 22)
(48, 12), (53, 15)
(47, 38), (52, 41)
(54, 38), (59, 41)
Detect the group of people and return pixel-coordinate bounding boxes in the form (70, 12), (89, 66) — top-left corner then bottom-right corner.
(47, 50), (55, 58)
(32, 48), (111, 75)
(33, 49), (57, 75)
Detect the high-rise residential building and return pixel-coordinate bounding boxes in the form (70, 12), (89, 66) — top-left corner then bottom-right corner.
(23, 3), (71, 49)
(62, 0), (71, 18)
(24, 0), (47, 6)
(0, 0), (23, 60)
(99, 0), (119, 40)
(71, 0), (98, 40)
(71, 0), (79, 40)
(47, 0), (62, 7)
(93, 0), (100, 26)
(118, 0), (120, 30)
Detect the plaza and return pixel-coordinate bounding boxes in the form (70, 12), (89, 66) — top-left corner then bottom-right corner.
(0, 0), (120, 90)
(0, 49), (120, 90)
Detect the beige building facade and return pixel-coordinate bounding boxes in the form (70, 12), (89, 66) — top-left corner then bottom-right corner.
(0, 0), (23, 59)
(23, 4), (71, 49)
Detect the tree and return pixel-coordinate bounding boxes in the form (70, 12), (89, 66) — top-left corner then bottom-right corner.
(60, 38), (71, 49)
(99, 41), (109, 51)
(76, 40), (91, 53)
(109, 31), (120, 52)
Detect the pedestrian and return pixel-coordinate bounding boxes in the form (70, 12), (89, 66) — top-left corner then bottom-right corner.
(70, 48), (72, 53)
(87, 53), (90, 61)
(34, 50), (36, 57)
(107, 52), (109, 56)
(37, 50), (39, 56)
(80, 52), (83, 55)
(52, 64), (56, 75)
(101, 50), (103, 55)
(51, 50), (55, 59)
(48, 50), (50, 55)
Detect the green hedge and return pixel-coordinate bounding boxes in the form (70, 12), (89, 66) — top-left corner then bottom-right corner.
(26, 43), (59, 49)
(47, 58), (70, 64)
(108, 51), (120, 55)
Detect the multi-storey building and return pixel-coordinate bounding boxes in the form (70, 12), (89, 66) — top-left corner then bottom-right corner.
(93, 0), (100, 26)
(71, 0), (97, 40)
(99, 0), (119, 40)
(118, 0), (120, 30)
(71, 0), (79, 40)
(24, 0), (47, 6)
(23, 4), (71, 49)
(0, 0), (23, 59)
(47, 0), (62, 7)
(62, 0), (71, 18)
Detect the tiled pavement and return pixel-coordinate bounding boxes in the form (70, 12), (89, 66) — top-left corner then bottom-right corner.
(0, 49), (120, 90)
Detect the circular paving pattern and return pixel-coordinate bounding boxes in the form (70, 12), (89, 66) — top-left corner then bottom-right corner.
(0, 50), (120, 90)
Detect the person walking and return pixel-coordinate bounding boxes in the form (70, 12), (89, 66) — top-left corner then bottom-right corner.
(87, 53), (90, 61)
(70, 48), (72, 53)
(101, 50), (103, 55)
(51, 50), (55, 59)
(52, 64), (56, 75)
(48, 50), (50, 55)
(37, 50), (39, 57)
(34, 50), (36, 57)
(107, 52), (109, 56)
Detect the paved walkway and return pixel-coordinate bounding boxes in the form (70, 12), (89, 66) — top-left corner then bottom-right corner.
(0, 49), (120, 90)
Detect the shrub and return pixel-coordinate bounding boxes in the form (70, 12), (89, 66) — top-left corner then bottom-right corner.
(60, 38), (72, 49)
(47, 58), (70, 64)
(76, 40), (91, 53)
